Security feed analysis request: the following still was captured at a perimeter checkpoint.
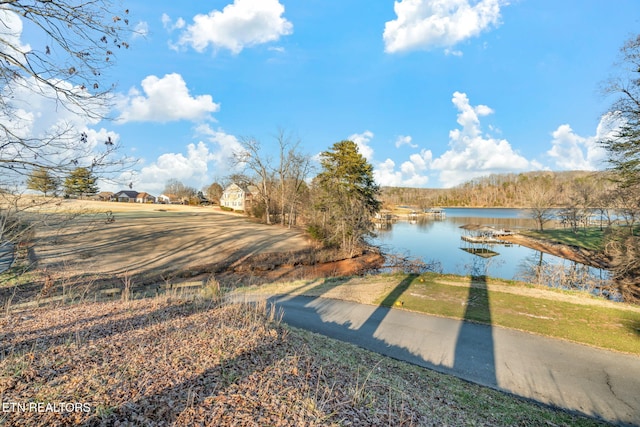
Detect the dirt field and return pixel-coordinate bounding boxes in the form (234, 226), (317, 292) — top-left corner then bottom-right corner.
(30, 200), (312, 280)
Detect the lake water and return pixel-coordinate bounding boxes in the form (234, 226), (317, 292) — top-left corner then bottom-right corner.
(371, 208), (611, 295)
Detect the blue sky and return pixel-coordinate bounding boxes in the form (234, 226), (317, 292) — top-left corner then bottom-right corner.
(8, 0), (640, 193)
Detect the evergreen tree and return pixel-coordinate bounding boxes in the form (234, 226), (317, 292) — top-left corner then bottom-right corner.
(313, 140), (381, 256)
(26, 167), (59, 196)
(600, 34), (640, 303)
(601, 34), (640, 189)
(64, 167), (98, 199)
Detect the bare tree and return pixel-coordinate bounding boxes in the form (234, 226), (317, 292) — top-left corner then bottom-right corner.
(284, 151), (312, 227)
(163, 179), (197, 202)
(272, 128), (313, 227)
(0, 1), (133, 267)
(275, 129), (295, 226)
(204, 182), (224, 204)
(233, 131), (313, 226)
(522, 175), (555, 231)
(1, 1), (132, 182)
(233, 137), (273, 224)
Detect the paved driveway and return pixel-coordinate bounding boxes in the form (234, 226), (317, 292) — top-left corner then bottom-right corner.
(240, 293), (640, 426)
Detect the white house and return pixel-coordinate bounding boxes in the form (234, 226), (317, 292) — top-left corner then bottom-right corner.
(220, 183), (258, 211)
(157, 194), (181, 204)
(135, 192), (156, 203)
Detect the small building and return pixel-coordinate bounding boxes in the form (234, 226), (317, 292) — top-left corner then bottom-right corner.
(135, 192), (156, 204)
(158, 194), (181, 204)
(220, 183), (258, 211)
(374, 210), (394, 222)
(113, 190), (139, 203)
(94, 192), (114, 202)
(424, 207), (446, 218)
(459, 224), (509, 244)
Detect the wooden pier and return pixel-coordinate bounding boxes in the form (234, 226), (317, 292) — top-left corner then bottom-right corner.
(424, 208), (446, 218)
(459, 224), (514, 245)
(461, 235), (509, 244)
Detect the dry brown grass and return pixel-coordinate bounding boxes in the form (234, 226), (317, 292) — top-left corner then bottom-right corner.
(0, 296), (606, 426)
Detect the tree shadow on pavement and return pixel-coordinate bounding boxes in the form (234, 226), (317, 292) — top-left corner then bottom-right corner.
(266, 271), (498, 388)
(453, 275), (496, 387)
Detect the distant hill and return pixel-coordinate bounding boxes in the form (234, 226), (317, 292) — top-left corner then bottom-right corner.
(380, 170), (615, 208)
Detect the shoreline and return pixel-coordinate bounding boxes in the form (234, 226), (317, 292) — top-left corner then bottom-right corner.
(501, 234), (611, 270)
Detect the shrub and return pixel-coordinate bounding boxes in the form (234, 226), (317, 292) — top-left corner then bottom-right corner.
(306, 224), (325, 241)
(249, 202), (266, 220)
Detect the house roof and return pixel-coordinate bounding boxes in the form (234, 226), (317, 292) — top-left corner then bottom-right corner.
(136, 192), (155, 199)
(224, 183), (258, 195)
(114, 190), (139, 198)
(159, 193), (180, 200)
(459, 224), (494, 232)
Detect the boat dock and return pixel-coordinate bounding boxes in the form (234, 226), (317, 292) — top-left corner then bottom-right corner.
(461, 235), (509, 244)
(424, 208), (446, 218)
(459, 224), (514, 245)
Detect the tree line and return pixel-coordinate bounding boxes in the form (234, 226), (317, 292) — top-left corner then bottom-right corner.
(228, 134), (380, 257)
(381, 170), (617, 209)
(381, 170), (626, 232)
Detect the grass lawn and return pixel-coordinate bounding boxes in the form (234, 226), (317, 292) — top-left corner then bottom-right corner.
(245, 272), (640, 355)
(380, 273), (640, 355)
(520, 227), (605, 251)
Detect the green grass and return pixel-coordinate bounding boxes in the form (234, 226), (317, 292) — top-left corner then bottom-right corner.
(243, 271), (640, 354)
(373, 273), (640, 355)
(521, 227), (604, 251)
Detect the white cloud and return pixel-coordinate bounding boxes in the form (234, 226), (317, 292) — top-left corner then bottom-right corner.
(374, 150), (433, 187)
(383, 0), (507, 54)
(84, 128), (120, 148)
(0, 76), (125, 186)
(348, 130), (375, 161)
(0, 9), (30, 58)
(1, 75), (107, 142)
(175, 0), (293, 54)
(2, 76), (104, 134)
(546, 113), (618, 171)
(431, 91), (533, 187)
(117, 73), (220, 123)
(162, 14), (186, 31)
(375, 159), (404, 186)
(194, 124), (244, 167)
(345, 131), (433, 186)
(127, 142), (215, 195)
(133, 21), (149, 39)
(444, 48), (464, 57)
(395, 135), (418, 148)
(116, 126), (243, 194)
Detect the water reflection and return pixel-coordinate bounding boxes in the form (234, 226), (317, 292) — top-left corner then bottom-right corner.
(460, 248), (505, 278)
(372, 210), (612, 296)
(516, 251), (618, 300)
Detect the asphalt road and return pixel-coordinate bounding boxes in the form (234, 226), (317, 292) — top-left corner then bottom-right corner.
(0, 242), (14, 274)
(241, 293), (640, 426)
